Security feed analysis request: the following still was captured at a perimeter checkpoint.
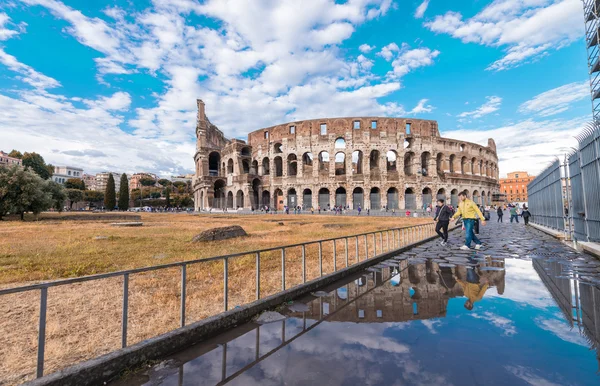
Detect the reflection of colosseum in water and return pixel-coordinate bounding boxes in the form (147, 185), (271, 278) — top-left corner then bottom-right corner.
(193, 100), (500, 211)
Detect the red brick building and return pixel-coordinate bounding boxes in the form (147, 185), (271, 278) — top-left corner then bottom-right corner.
(499, 171), (536, 203)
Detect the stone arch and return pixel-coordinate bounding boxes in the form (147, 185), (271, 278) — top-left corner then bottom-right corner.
(421, 152), (431, 176)
(200, 191), (204, 210)
(436, 188), (446, 201)
(274, 156), (283, 177)
(242, 159), (250, 174)
(472, 190), (480, 205)
(227, 158), (234, 174)
(274, 143), (283, 154)
(318, 188), (330, 209)
(302, 188), (312, 210)
(404, 188), (416, 210)
(436, 153), (444, 174)
(370, 187), (381, 210)
(481, 190), (486, 206)
(236, 190), (244, 208)
(251, 178), (260, 209)
(352, 187), (364, 209)
(208, 152), (220, 177)
(251, 160), (258, 175)
(334, 137), (346, 149)
(450, 188), (459, 208)
(287, 188), (297, 208)
(288, 154), (298, 176)
(422, 187), (432, 208)
(262, 157), (270, 175)
(352, 150), (363, 174)
(370, 150), (380, 170)
(213, 180), (226, 208)
(449, 154), (456, 173)
(241, 147), (251, 156)
(335, 152), (346, 175)
(302, 152), (313, 175)
(461, 156), (467, 174)
(387, 187), (399, 209)
(404, 152), (414, 176)
(274, 188), (284, 211)
(262, 190), (270, 207)
(319, 151), (330, 172)
(335, 187), (347, 207)
(227, 191), (234, 208)
(387, 150), (397, 172)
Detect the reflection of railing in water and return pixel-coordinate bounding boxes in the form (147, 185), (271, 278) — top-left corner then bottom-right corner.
(533, 259), (578, 327)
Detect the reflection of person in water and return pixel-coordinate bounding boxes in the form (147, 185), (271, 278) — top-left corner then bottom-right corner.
(454, 267), (489, 310)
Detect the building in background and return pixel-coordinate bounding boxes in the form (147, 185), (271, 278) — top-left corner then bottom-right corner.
(52, 166), (83, 184)
(82, 173), (97, 190)
(95, 172), (123, 192)
(0, 151), (22, 167)
(499, 171), (536, 203)
(130, 172), (157, 191)
(170, 174), (194, 184)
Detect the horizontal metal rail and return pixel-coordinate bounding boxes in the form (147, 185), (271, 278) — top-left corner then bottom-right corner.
(0, 222), (434, 379)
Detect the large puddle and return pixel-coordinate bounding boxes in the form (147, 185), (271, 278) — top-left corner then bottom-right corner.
(115, 253), (600, 386)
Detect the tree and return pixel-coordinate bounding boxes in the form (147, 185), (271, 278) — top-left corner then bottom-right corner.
(173, 181), (187, 194)
(8, 150), (22, 159)
(45, 181), (67, 212)
(158, 178), (171, 187)
(104, 173), (116, 210)
(84, 190), (104, 207)
(118, 173), (129, 211)
(150, 191), (162, 199)
(165, 187), (171, 207)
(22, 152), (52, 180)
(66, 189), (84, 209)
(65, 178), (85, 190)
(0, 165), (54, 220)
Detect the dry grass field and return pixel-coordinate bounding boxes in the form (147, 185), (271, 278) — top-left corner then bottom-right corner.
(0, 212), (433, 385)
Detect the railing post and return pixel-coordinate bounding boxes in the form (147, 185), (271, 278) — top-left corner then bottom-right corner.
(345, 237), (349, 267)
(181, 265), (187, 328)
(355, 236), (359, 262)
(373, 233), (377, 256)
(333, 240), (337, 272)
(386, 231), (389, 251)
(256, 252), (260, 300)
(302, 245), (306, 283)
(365, 234), (368, 259)
(121, 273), (129, 348)
(379, 232), (383, 252)
(36, 287), (48, 378)
(224, 258), (228, 312)
(319, 241), (323, 277)
(281, 248), (286, 290)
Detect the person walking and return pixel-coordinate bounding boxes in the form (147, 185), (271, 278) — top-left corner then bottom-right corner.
(357, 205), (362, 215)
(434, 199), (452, 246)
(521, 207), (532, 225)
(451, 191), (486, 250)
(509, 206), (519, 223)
(497, 206), (504, 222)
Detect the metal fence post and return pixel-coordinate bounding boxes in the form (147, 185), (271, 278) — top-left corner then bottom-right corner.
(37, 287), (48, 378)
(373, 233), (377, 256)
(180, 265), (187, 328)
(121, 274), (129, 349)
(379, 233), (383, 252)
(301, 245), (306, 283)
(281, 248), (286, 290)
(319, 241), (323, 277)
(345, 238), (349, 267)
(256, 252), (260, 300)
(224, 258), (228, 312)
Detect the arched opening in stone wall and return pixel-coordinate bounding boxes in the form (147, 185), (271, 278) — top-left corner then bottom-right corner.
(487, 191), (491, 204)
(335, 187), (347, 207)
(262, 190), (270, 208)
(449, 154), (456, 173)
(352, 187), (364, 209)
(227, 191), (234, 208)
(274, 156), (283, 177)
(335, 137), (346, 149)
(274, 189), (284, 211)
(302, 152), (313, 175)
(251, 178), (260, 209)
(370, 150), (380, 170)
(436, 153), (443, 174)
(421, 152), (430, 176)
(227, 159), (234, 174)
(236, 190), (244, 208)
(352, 150), (363, 174)
(208, 152), (220, 177)
(437, 188), (446, 201)
(288, 154), (298, 176)
(335, 152), (346, 175)
(221, 162), (225, 176)
(404, 152), (414, 176)
(422, 187), (432, 209)
(461, 156), (467, 174)
(481, 190), (486, 206)
(404, 139), (412, 149)
(460, 144), (465, 152)
(288, 188), (297, 208)
(450, 189), (459, 208)
(213, 180), (226, 208)
(303, 189), (312, 210)
(200, 191), (204, 210)
(472, 190), (480, 205)
(386, 150), (397, 172)
(242, 159), (250, 174)
(241, 147), (251, 156)
(262, 157), (270, 175)
(404, 188), (416, 210)
(387, 187), (399, 209)
(370, 187), (381, 210)
(251, 160), (258, 175)
(319, 151), (330, 172)
(274, 143), (283, 154)
(318, 188), (330, 209)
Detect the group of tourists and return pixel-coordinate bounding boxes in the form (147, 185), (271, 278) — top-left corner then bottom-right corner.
(496, 205), (532, 224)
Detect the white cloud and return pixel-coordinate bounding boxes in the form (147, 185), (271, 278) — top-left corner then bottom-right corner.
(458, 96), (502, 118)
(410, 98), (434, 114)
(388, 45), (440, 79)
(424, 0), (583, 70)
(505, 365), (563, 386)
(535, 317), (589, 346)
(359, 43), (374, 53)
(471, 311), (517, 336)
(0, 49), (61, 89)
(414, 0), (430, 19)
(377, 42), (400, 61)
(519, 81), (589, 117)
(0, 13), (20, 41)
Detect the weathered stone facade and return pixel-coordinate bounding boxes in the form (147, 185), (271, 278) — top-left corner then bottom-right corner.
(193, 100), (500, 211)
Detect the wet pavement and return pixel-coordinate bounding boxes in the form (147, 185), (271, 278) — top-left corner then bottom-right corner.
(114, 215), (600, 386)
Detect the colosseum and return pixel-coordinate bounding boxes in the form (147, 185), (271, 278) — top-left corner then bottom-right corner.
(193, 100), (500, 212)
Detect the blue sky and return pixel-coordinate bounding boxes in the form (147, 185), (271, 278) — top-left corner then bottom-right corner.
(0, 0), (590, 177)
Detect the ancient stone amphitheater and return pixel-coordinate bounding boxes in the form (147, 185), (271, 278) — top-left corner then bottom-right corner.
(193, 100), (500, 211)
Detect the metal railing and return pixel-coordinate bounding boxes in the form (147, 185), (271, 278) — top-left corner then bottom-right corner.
(0, 222), (435, 379)
(527, 159), (565, 231)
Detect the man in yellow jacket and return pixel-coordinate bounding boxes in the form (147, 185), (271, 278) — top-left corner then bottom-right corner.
(451, 191), (486, 250)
